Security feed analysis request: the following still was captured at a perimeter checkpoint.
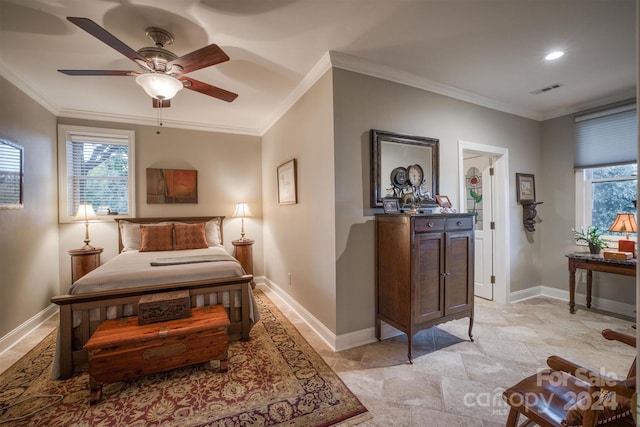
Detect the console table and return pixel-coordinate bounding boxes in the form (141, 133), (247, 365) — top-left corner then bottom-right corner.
(566, 253), (636, 314)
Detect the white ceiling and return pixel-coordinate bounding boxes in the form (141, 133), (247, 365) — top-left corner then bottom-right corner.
(0, 0), (636, 136)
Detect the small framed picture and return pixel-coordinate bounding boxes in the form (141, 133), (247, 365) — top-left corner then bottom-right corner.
(516, 173), (536, 203)
(277, 159), (297, 205)
(382, 198), (400, 214)
(436, 194), (452, 209)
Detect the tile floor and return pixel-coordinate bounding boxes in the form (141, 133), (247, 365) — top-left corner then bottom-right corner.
(1, 288), (635, 427)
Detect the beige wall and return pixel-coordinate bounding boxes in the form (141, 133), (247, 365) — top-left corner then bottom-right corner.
(540, 114), (635, 310)
(331, 69), (542, 334)
(55, 118), (263, 292)
(261, 71), (337, 332)
(0, 75), (59, 338)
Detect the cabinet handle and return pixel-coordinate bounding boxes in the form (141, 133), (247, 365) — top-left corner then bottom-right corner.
(427, 222), (434, 228)
(457, 221), (463, 226)
(441, 272), (451, 277)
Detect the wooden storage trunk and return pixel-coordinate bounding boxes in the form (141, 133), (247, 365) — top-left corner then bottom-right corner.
(138, 290), (191, 325)
(84, 305), (230, 404)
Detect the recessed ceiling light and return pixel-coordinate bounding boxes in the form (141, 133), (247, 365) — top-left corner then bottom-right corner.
(545, 51), (564, 61)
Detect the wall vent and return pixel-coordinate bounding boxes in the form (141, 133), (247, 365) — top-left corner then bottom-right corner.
(529, 83), (564, 95)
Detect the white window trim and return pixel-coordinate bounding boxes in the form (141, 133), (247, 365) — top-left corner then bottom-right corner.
(58, 124), (136, 223)
(574, 169), (635, 247)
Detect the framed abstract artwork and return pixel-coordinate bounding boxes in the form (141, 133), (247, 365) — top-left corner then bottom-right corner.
(146, 168), (198, 204)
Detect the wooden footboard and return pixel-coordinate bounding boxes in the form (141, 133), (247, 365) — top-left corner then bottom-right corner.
(51, 274), (253, 380)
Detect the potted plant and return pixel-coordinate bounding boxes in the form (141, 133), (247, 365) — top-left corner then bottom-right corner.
(571, 225), (609, 254)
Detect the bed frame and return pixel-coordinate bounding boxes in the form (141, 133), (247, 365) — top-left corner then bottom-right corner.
(51, 216), (254, 380)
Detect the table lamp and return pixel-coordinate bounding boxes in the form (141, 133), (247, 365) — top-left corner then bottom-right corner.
(608, 213), (637, 254)
(233, 202), (253, 241)
(74, 203), (97, 250)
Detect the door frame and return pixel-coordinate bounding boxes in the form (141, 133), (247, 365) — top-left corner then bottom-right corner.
(458, 140), (510, 304)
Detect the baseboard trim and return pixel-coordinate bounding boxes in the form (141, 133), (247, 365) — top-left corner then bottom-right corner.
(0, 304), (59, 355)
(509, 285), (635, 317)
(260, 279), (396, 351)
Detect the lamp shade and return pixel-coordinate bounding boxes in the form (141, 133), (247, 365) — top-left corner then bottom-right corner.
(608, 213), (637, 237)
(233, 203), (254, 218)
(74, 203), (97, 221)
(135, 73), (183, 100)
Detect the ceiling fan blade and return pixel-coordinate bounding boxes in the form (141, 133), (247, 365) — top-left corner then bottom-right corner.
(167, 44), (229, 75)
(67, 17), (150, 67)
(180, 77), (238, 102)
(152, 99), (171, 108)
(58, 70), (138, 76)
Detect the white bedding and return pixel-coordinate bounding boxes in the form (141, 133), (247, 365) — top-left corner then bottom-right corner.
(70, 246), (245, 294)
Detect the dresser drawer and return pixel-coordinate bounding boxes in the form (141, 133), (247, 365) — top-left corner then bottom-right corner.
(446, 216), (474, 231)
(414, 217), (445, 232)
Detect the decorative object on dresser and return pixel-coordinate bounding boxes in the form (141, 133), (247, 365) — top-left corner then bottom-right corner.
(371, 129), (439, 210)
(382, 197), (401, 214)
(375, 213), (475, 362)
(68, 246), (103, 283)
(83, 305), (230, 404)
(277, 158), (297, 205)
(233, 202), (253, 240)
(608, 212), (637, 255)
(74, 203), (97, 249)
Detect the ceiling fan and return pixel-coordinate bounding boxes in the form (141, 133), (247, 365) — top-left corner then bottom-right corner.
(58, 17), (238, 108)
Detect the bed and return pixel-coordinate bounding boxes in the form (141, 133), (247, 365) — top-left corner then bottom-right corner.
(51, 216), (257, 380)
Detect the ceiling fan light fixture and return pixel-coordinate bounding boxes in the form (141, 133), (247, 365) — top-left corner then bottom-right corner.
(135, 73), (183, 100)
(545, 50), (564, 61)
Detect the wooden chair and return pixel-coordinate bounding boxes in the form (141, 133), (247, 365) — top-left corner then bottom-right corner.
(502, 329), (636, 427)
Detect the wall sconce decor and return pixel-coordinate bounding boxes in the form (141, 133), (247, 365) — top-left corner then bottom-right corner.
(74, 203), (97, 249)
(516, 173), (542, 231)
(233, 202), (254, 241)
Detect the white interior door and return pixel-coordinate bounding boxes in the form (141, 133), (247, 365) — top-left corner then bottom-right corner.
(463, 155), (494, 300)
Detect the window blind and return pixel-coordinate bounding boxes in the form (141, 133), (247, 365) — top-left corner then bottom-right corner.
(574, 103), (637, 169)
(65, 138), (130, 217)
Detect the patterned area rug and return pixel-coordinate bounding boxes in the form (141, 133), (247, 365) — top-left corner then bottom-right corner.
(0, 290), (369, 426)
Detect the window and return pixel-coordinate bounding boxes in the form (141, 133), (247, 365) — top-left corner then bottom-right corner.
(0, 139), (24, 209)
(575, 165), (637, 240)
(58, 125), (135, 223)
(574, 102), (637, 244)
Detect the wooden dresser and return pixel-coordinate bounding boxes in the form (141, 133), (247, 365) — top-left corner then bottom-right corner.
(375, 213), (475, 362)
(84, 305), (230, 404)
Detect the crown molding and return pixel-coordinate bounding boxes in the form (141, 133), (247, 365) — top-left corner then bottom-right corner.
(0, 64), (60, 117)
(260, 51), (333, 135)
(57, 108), (262, 136)
(327, 51), (544, 121)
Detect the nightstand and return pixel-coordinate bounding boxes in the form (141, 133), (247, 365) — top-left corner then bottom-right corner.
(232, 239), (255, 289)
(69, 247), (103, 283)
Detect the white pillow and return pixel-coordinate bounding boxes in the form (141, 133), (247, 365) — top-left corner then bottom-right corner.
(119, 220), (142, 252)
(205, 218), (222, 246)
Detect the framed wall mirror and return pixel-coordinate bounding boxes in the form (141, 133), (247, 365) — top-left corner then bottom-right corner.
(371, 129), (439, 209)
(0, 139), (24, 209)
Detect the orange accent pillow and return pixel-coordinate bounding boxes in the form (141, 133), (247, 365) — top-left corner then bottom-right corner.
(174, 223), (209, 250)
(139, 224), (174, 252)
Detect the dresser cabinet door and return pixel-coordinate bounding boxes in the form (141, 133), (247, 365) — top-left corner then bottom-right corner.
(412, 231), (445, 323)
(444, 230), (474, 315)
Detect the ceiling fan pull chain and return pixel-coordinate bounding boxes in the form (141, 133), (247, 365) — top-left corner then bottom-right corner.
(156, 102), (163, 134)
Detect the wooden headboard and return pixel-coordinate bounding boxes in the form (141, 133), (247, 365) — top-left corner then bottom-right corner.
(114, 216), (225, 253)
